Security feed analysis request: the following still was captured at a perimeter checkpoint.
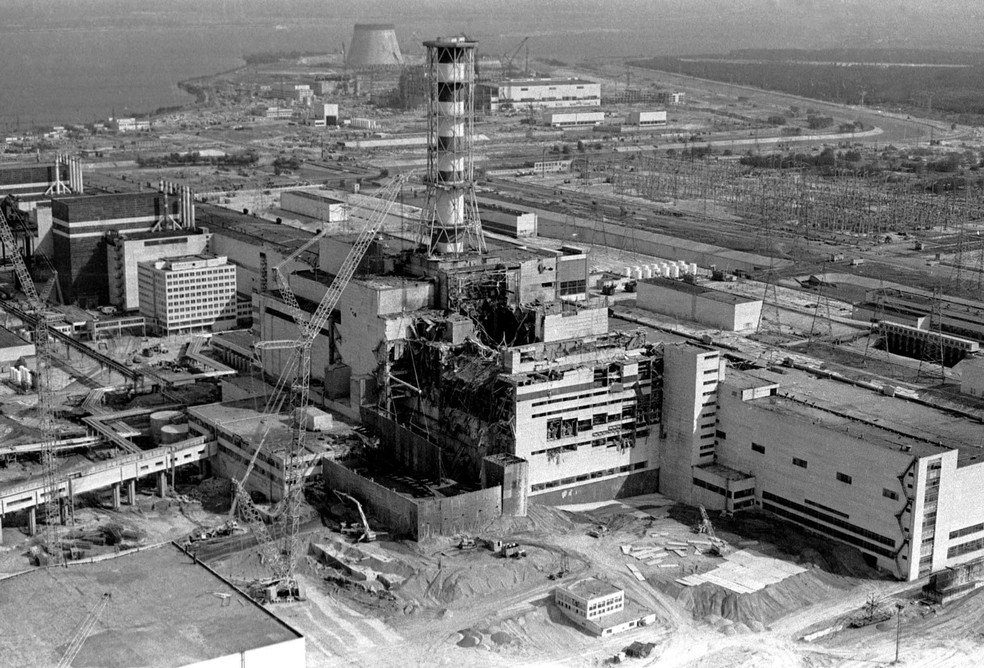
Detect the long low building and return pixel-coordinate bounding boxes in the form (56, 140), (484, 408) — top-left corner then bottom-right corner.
(477, 78), (601, 111)
(542, 110), (605, 128)
(636, 277), (762, 331)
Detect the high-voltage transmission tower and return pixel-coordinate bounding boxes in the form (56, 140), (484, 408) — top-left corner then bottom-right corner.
(0, 208), (61, 563)
(420, 36), (486, 256)
(233, 174), (411, 601)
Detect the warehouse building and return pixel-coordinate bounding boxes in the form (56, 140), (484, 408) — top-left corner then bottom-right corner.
(280, 190), (349, 225)
(626, 110), (667, 126)
(477, 78), (601, 111)
(477, 202), (537, 238)
(636, 277), (762, 331)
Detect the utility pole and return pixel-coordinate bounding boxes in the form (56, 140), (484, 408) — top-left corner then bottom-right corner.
(894, 602), (905, 664)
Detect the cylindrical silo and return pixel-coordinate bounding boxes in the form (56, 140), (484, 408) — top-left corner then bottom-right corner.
(150, 410), (185, 445)
(160, 424), (190, 445)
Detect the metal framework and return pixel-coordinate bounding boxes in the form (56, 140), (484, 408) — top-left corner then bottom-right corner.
(421, 36), (485, 256)
(0, 207), (61, 562)
(233, 174), (412, 599)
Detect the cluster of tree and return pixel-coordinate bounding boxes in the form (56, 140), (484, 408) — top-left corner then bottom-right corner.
(629, 53), (984, 119)
(272, 155), (301, 175)
(136, 150), (258, 168)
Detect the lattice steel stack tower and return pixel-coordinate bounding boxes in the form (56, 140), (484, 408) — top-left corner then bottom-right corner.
(421, 36), (485, 256)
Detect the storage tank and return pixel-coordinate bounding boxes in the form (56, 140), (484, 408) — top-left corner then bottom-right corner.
(689, 263), (698, 275)
(150, 410), (185, 444)
(622, 267), (632, 277)
(643, 267), (653, 279)
(633, 266), (643, 279)
(160, 424), (190, 445)
(668, 265), (680, 278)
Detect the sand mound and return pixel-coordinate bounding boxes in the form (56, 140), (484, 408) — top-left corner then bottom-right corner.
(678, 568), (855, 628)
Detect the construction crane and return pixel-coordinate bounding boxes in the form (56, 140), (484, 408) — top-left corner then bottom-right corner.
(57, 593), (111, 668)
(0, 207), (61, 563)
(693, 504), (731, 556)
(232, 173), (412, 602)
(502, 36), (530, 79)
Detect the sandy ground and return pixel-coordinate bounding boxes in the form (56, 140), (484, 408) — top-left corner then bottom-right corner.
(167, 491), (984, 668)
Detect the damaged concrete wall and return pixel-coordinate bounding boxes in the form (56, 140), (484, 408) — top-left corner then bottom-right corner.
(416, 487), (502, 539)
(362, 407), (442, 479)
(324, 460), (419, 537)
(539, 305), (608, 343)
(323, 459), (504, 540)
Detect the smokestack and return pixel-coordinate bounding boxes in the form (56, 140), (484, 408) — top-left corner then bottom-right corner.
(421, 36), (485, 256)
(181, 186), (195, 229)
(69, 156), (83, 193)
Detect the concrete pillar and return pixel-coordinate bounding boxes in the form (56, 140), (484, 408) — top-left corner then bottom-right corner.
(0, 513), (4, 545)
(127, 480), (136, 505)
(111, 483), (121, 510)
(59, 498), (68, 525)
(157, 471), (167, 498)
(27, 507), (37, 536)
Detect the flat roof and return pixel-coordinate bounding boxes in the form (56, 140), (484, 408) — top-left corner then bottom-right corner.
(501, 77), (596, 87)
(564, 578), (622, 600)
(747, 366), (984, 465)
(197, 204), (319, 266)
(641, 276), (761, 305)
(0, 324), (30, 349)
(0, 543), (300, 668)
(283, 190), (346, 205)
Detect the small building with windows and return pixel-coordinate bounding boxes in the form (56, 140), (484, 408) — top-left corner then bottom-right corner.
(554, 578), (656, 636)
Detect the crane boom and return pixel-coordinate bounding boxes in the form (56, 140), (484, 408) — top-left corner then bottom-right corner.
(57, 593), (111, 668)
(235, 173), (412, 596)
(0, 207), (60, 562)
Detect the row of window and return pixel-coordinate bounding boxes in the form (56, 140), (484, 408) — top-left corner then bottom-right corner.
(530, 461), (647, 492)
(558, 279), (586, 296)
(762, 491), (895, 547)
(949, 536), (984, 559)
(950, 523), (984, 540)
(534, 397), (633, 421)
(764, 503), (897, 559)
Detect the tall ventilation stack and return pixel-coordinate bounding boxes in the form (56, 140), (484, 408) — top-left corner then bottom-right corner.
(421, 36), (485, 256)
(346, 24), (404, 68)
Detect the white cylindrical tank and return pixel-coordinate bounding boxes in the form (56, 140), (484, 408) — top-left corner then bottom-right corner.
(690, 263), (698, 275)
(643, 267), (653, 279)
(22, 370), (32, 389)
(633, 266), (643, 279)
(622, 267), (632, 277)
(160, 424), (190, 445)
(668, 265), (680, 278)
(150, 410), (185, 444)
(9, 367), (19, 384)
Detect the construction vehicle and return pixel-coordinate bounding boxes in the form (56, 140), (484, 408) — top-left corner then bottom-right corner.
(186, 519), (241, 544)
(57, 593), (111, 668)
(548, 553), (570, 580)
(457, 537), (477, 550)
(692, 504), (732, 556)
(231, 173), (412, 602)
(0, 206), (61, 562)
(334, 490), (379, 543)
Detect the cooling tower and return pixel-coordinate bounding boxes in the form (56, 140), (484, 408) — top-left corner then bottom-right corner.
(346, 24), (404, 68)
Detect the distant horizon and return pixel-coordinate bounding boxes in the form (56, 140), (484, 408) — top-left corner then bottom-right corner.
(2, 0), (984, 127)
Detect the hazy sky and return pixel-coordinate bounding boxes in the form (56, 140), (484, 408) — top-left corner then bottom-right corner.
(2, 0), (983, 56)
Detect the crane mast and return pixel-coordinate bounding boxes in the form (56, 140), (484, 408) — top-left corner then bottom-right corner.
(0, 207), (60, 563)
(234, 173), (412, 599)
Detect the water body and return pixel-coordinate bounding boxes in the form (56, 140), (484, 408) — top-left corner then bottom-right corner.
(0, 0), (979, 129)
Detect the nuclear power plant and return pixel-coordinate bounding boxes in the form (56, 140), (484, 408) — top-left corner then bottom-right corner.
(345, 24), (404, 69)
